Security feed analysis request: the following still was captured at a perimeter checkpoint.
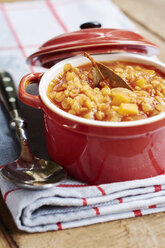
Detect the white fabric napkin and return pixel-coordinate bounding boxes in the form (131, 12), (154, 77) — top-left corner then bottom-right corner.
(0, 0), (165, 233)
(1, 175), (165, 232)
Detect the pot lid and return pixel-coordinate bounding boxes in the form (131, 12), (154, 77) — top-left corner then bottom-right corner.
(27, 28), (159, 68)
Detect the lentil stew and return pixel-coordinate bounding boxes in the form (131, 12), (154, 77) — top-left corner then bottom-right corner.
(47, 61), (165, 122)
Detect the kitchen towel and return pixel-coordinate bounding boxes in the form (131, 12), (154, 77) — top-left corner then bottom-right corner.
(0, 0), (165, 233)
(1, 175), (165, 232)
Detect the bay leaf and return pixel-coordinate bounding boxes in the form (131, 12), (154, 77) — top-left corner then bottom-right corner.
(84, 52), (133, 91)
(96, 62), (133, 90)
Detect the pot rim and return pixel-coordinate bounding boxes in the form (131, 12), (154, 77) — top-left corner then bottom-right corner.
(39, 53), (165, 127)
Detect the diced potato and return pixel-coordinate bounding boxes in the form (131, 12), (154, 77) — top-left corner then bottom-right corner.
(111, 88), (137, 101)
(117, 103), (139, 116)
(112, 92), (130, 105)
(136, 78), (147, 88)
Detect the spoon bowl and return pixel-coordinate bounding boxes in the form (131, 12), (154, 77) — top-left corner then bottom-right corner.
(1, 158), (66, 189)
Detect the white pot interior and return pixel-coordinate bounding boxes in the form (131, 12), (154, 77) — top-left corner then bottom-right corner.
(39, 53), (165, 127)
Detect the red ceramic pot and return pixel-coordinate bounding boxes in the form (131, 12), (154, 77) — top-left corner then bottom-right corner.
(19, 53), (165, 184)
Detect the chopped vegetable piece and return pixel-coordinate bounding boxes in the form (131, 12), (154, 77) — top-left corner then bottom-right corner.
(112, 92), (130, 105)
(117, 103), (139, 116)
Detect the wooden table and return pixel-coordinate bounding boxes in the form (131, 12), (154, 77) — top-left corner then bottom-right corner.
(0, 0), (165, 247)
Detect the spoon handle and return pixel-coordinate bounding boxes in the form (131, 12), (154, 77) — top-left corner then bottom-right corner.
(0, 71), (20, 119)
(0, 71), (28, 140)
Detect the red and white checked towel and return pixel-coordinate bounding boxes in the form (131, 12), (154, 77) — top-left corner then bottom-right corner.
(0, 0), (165, 233)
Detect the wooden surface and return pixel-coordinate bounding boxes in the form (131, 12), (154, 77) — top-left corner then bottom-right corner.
(1, 0), (165, 247)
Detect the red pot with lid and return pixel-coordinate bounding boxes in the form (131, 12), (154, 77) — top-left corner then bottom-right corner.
(18, 24), (165, 184)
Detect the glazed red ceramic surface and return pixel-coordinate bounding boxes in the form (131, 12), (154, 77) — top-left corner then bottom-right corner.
(19, 54), (165, 184)
(27, 29), (159, 68)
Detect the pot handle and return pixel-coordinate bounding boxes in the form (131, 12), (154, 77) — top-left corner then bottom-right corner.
(19, 72), (44, 109)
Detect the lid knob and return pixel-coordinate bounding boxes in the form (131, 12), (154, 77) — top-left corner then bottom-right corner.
(80, 21), (102, 29)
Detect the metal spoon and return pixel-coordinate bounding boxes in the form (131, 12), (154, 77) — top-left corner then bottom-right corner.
(0, 71), (66, 189)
